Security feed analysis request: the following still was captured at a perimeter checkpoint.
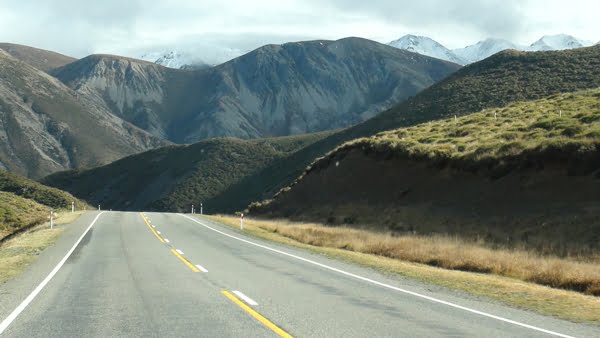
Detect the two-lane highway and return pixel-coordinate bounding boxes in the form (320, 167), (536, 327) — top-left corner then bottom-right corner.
(1, 211), (598, 337)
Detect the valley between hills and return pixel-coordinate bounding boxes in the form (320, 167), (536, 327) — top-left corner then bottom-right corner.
(0, 37), (599, 325)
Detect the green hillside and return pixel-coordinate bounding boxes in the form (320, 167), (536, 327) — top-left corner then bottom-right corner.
(0, 170), (88, 240)
(0, 170), (86, 210)
(0, 192), (49, 240)
(330, 87), (600, 173)
(42, 132), (332, 212)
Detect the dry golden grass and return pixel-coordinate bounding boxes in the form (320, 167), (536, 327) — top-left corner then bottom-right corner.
(208, 215), (600, 323)
(0, 225), (64, 283)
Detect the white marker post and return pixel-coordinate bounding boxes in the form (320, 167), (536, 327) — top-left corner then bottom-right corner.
(98, 205), (100, 211)
(240, 213), (244, 230)
(50, 211), (54, 230)
(192, 204), (195, 214)
(200, 203), (203, 215)
(71, 201), (74, 213)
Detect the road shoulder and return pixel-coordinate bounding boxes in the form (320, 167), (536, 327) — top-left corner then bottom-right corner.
(0, 211), (99, 323)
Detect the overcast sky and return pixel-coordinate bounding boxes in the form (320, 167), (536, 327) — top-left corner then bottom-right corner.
(0, 0), (598, 63)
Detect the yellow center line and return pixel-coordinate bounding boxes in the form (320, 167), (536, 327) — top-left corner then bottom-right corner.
(140, 213), (165, 243)
(222, 291), (293, 338)
(171, 249), (200, 272)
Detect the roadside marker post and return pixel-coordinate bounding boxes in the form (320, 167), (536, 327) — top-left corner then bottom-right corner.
(192, 204), (195, 214)
(200, 203), (203, 215)
(240, 213), (244, 230)
(98, 205), (100, 211)
(50, 211), (54, 229)
(71, 201), (74, 213)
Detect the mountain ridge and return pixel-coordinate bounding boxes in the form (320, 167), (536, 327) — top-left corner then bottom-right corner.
(389, 34), (596, 64)
(0, 49), (168, 178)
(55, 37), (460, 143)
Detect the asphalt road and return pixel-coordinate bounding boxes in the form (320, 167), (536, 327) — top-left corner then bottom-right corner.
(0, 211), (598, 337)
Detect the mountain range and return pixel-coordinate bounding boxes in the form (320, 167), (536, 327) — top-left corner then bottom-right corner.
(0, 38), (459, 178)
(387, 34), (596, 64)
(52, 38), (459, 144)
(43, 45), (600, 213)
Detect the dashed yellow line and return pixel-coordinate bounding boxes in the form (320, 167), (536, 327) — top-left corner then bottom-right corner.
(222, 291), (292, 338)
(171, 249), (200, 272)
(140, 213), (165, 243)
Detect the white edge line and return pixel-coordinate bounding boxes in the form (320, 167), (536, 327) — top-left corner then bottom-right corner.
(178, 214), (574, 338)
(164, 239), (170, 243)
(0, 212), (106, 334)
(233, 290), (258, 306)
(176, 249), (184, 255)
(195, 264), (208, 273)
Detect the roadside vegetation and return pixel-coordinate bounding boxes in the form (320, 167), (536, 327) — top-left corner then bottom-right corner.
(0, 169), (88, 241)
(0, 225), (64, 284)
(0, 192), (49, 240)
(209, 215), (600, 323)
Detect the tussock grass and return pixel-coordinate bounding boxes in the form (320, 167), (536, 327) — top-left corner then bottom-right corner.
(213, 216), (600, 296)
(334, 88), (600, 171)
(210, 215), (600, 323)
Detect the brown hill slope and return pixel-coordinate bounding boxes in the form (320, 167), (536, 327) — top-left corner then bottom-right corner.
(0, 43), (76, 73)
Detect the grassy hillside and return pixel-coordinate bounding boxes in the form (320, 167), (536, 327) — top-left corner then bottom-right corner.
(0, 192), (49, 240)
(0, 170), (87, 210)
(324, 87), (600, 174)
(0, 170), (87, 241)
(214, 46), (600, 212)
(42, 132), (332, 212)
(251, 88), (600, 254)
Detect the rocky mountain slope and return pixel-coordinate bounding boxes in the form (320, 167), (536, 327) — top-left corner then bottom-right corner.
(0, 50), (167, 178)
(54, 38), (461, 143)
(0, 43), (76, 73)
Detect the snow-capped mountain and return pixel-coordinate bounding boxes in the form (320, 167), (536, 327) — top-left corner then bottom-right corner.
(140, 46), (245, 69)
(529, 34), (594, 51)
(452, 38), (521, 64)
(389, 33), (597, 65)
(388, 35), (466, 64)
(140, 51), (209, 70)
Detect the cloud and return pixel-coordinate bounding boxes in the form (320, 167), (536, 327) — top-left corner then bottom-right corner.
(315, 0), (527, 40)
(0, 0), (597, 59)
